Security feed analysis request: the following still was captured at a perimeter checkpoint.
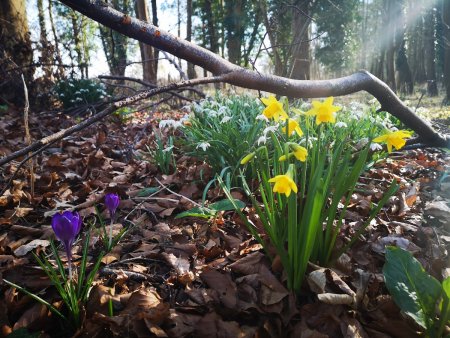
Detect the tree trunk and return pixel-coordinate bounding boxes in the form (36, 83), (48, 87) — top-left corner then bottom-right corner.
(384, 0), (396, 92)
(260, 0), (283, 76)
(224, 0), (243, 65)
(186, 0), (196, 79)
(135, 0), (156, 83)
(443, 0), (450, 103)
(0, 0), (34, 105)
(204, 0), (219, 54)
(37, 0), (53, 78)
(48, 0), (65, 80)
(151, 0), (159, 74)
(289, 0), (311, 80)
(394, 0), (413, 95)
(424, 8), (438, 96)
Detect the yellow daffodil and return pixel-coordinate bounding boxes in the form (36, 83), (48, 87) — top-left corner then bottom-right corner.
(291, 144), (308, 161)
(282, 119), (303, 136)
(268, 167), (298, 197)
(261, 96), (288, 121)
(279, 144), (308, 162)
(240, 152), (255, 165)
(306, 97), (341, 125)
(373, 130), (413, 153)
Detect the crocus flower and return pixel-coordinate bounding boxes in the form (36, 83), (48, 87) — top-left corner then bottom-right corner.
(52, 211), (82, 260)
(105, 193), (120, 219)
(261, 96), (288, 121)
(268, 166), (298, 197)
(373, 130), (413, 153)
(52, 211), (82, 279)
(306, 97), (341, 125)
(282, 119), (303, 137)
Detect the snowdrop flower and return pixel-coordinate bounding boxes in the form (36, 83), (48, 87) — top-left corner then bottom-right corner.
(196, 142), (211, 151)
(163, 146), (174, 153)
(257, 135), (267, 145)
(218, 106), (229, 116)
(180, 114), (190, 123)
(335, 121), (348, 128)
(159, 119), (183, 129)
(299, 137), (316, 148)
(357, 137), (369, 148)
(205, 109), (218, 117)
(370, 143), (383, 151)
(220, 116), (232, 124)
(263, 125), (279, 135)
(256, 114), (269, 122)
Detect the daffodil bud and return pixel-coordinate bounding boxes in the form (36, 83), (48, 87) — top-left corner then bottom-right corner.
(240, 152), (255, 165)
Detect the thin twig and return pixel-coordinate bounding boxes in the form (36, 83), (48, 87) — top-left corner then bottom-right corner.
(0, 76), (225, 168)
(154, 177), (202, 207)
(21, 74), (34, 197)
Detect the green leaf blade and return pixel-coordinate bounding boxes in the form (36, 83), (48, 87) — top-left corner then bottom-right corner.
(383, 246), (441, 329)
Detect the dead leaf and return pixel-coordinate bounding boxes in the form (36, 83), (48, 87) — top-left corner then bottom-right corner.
(13, 239), (50, 257)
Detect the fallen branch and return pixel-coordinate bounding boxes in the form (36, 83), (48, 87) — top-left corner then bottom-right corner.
(56, 0), (449, 149)
(0, 76), (224, 168)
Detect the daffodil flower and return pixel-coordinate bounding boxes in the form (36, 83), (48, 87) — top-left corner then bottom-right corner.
(282, 119), (303, 136)
(261, 96), (288, 121)
(291, 144), (308, 161)
(306, 97), (341, 125)
(279, 144), (308, 162)
(268, 165), (298, 197)
(240, 152), (255, 165)
(373, 130), (413, 153)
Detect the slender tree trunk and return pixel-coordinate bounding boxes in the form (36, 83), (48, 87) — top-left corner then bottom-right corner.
(289, 0), (312, 80)
(224, 0), (243, 65)
(204, 0), (219, 54)
(186, 0), (196, 78)
(424, 8), (438, 96)
(48, 0), (65, 80)
(135, 0), (156, 82)
(260, 0), (283, 75)
(443, 0), (450, 103)
(37, 0), (53, 78)
(394, 0), (413, 95)
(384, 0), (396, 92)
(151, 0), (159, 74)
(0, 0), (34, 105)
(70, 11), (86, 78)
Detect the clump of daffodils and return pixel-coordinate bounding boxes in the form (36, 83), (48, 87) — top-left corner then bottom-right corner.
(226, 95), (405, 292)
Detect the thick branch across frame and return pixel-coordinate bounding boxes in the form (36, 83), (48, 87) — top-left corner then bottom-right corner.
(55, 0), (449, 148)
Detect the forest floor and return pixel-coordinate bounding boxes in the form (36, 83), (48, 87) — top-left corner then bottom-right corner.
(0, 93), (449, 338)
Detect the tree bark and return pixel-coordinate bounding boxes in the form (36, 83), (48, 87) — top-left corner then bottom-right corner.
(289, 0), (312, 80)
(48, 0), (65, 80)
(424, 8), (438, 96)
(224, 0), (243, 65)
(135, 0), (157, 83)
(186, 0), (196, 79)
(384, 0), (396, 92)
(442, 0), (450, 103)
(151, 0), (159, 74)
(53, 0), (450, 149)
(0, 0), (34, 105)
(37, 0), (53, 79)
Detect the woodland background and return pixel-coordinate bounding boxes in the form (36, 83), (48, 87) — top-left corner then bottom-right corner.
(1, 0), (450, 106)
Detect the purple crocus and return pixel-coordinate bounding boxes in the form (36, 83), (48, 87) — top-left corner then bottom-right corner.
(105, 193), (120, 219)
(51, 211), (82, 279)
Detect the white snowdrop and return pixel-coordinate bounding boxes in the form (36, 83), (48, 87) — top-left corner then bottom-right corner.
(196, 142), (211, 151)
